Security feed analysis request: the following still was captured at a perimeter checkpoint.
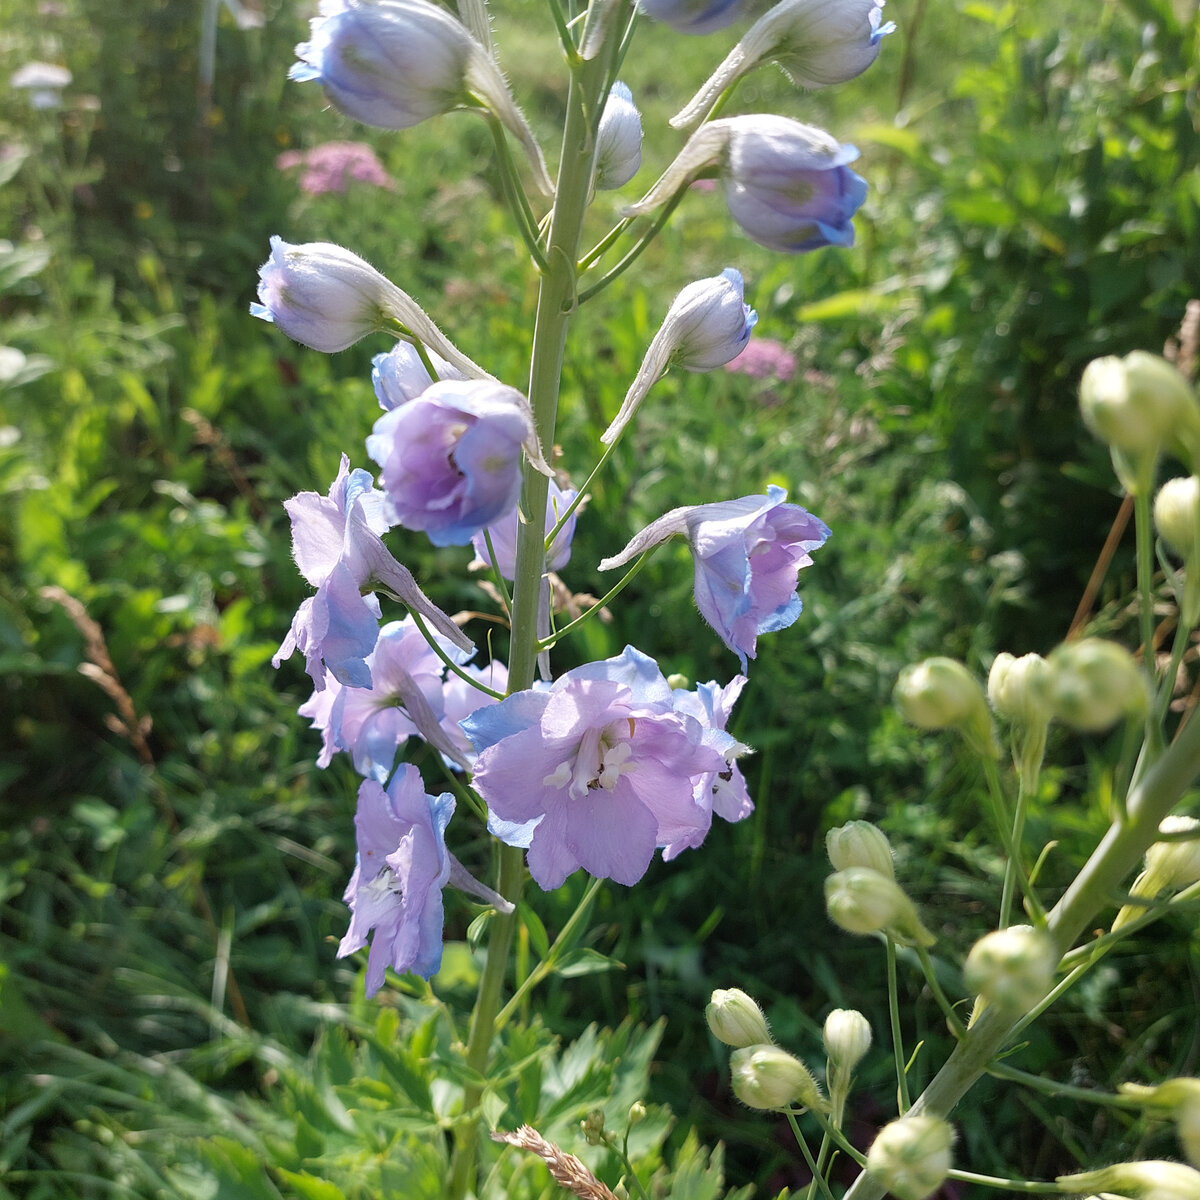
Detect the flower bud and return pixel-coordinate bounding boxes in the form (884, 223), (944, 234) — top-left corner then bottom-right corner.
(627, 1100), (647, 1128)
(672, 0), (895, 131)
(826, 820), (895, 880)
(1057, 1160), (1200, 1200)
(580, 1109), (607, 1145)
(730, 1044), (825, 1111)
(706, 988), (773, 1048)
(988, 652), (1054, 729)
(601, 269), (755, 443)
(1047, 638), (1148, 733)
(1118, 1078), (1200, 1167)
(895, 657), (997, 757)
(1113, 816), (1200, 931)
(963, 925), (1057, 1013)
(372, 343), (464, 410)
(825, 867), (935, 947)
(866, 1116), (955, 1200)
(595, 82), (643, 191)
(1155, 475), (1200, 560)
(823, 1008), (872, 1074)
(638, 0), (745, 36)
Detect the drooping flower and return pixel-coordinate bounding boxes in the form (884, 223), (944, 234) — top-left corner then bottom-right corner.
(595, 82), (643, 190)
(463, 647), (731, 889)
(273, 454), (471, 689)
(637, 0), (746, 36)
(372, 342), (464, 410)
(367, 379), (549, 547)
(251, 237), (488, 378)
(672, 0), (895, 131)
(470, 479), (579, 580)
(599, 486), (830, 670)
(602, 269), (757, 443)
(626, 116), (867, 253)
(338, 767), (454, 993)
(290, 0), (552, 195)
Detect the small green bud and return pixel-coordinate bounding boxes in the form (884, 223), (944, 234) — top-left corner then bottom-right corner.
(729, 1044), (825, 1111)
(627, 1101), (647, 1128)
(866, 1116), (955, 1200)
(963, 925), (1057, 1013)
(826, 820), (895, 880)
(580, 1109), (607, 1146)
(825, 867), (936, 948)
(1155, 476), (1200, 560)
(1080, 353), (1194, 456)
(1119, 1078), (1200, 1168)
(666, 672), (691, 690)
(706, 988), (773, 1049)
(822, 1008), (872, 1074)
(1057, 1159), (1200, 1199)
(894, 658), (997, 757)
(1048, 638), (1148, 732)
(988, 652), (1054, 729)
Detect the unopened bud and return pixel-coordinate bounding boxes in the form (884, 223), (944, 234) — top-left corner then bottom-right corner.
(988, 652), (1054, 729)
(1113, 816), (1200, 930)
(627, 1101), (647, 1128)
(825, 867), (936, 947)
(866, 1116), (955, 1200)
(964, 925), (1057, 1013)
(1057, 1160), (1200, 1199)
(823, 1009), (872, 1074)
(707, 988), (773, 1048)
(1119, 1079), (1200, 1167)
(730, 1044), (825, 1111)
(826, 820), (895, 880)
(580, 1109), (607, 1145)
(595, 82), (643, 191)
(1155, 476), (1200, 560)
(894, 657), (997, 757)
(1048, 639), (1148, 732)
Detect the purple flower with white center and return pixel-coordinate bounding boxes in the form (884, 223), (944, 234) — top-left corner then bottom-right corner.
(372, 342), (465, 411)
(463, 648), (729, 889)
(338, 767), (454, 993)
(595, 83), (643, 191)
(625, 116), (867, 254)
(273, 454), (471, 689)
(602, 269), (757, 444)
(367, 379), (548, 547)
(637, 0), (746, 35)
(470, 479), (579, 581)
(599, 485), (830, 670)
(671, 0), (896, 132)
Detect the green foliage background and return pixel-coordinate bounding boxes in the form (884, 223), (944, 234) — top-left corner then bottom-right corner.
(1, 0), (1198, 1195)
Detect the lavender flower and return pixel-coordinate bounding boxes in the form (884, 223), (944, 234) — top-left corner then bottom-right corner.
(599, 485), (830, 670)
(470, 479), (579, 580)
(366, 379), (549, 547)
(637, 0), (746, 35)
(273, 455), (471, 689)
(338, 767), (455, 992)
(626, 116), (867, 254)
(463, 648), (731, 889)
(372, 342), (464, 410)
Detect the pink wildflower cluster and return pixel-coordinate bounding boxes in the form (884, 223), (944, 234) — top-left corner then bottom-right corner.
(724, 337), (797, 382)
(276, 141), (393, 197)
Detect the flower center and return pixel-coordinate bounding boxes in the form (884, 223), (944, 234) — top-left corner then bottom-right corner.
(542, 718), (637, 799)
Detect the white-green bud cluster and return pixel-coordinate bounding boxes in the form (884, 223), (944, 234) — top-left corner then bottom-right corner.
(1114, 816), (1200, 930)
(1119, 1078), (1200, 1167)
(988, 650), (1054, 790)
(894, 657), (997, 758)
(1047, 638), (1148, 733)
(706, 988), (773, 1048)
(729, 1044), (826, 1111)
(826, 820), (895, 880)
(866, 1116), (955, 1200)
(963, 925), (1057, 1013)
(1057, 1159), (1200, 1199)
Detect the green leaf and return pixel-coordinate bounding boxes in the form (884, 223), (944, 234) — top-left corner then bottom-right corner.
(555, 947), (622, 979)
(272, 1170), (346, 1200)
(518, 901), (550, 958)
(793, 289), (903, 322)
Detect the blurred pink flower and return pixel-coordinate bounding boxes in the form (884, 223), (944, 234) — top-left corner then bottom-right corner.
(724, 337), (797, 382)
(276, 141), (393, 196)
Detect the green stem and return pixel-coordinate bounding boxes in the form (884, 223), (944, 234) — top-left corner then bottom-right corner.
(485, 113), (549, 271)
(982, 757), (1046, 925)
(408, 609), (505, 701)
(915, 945), (966, 1039)
(786, 1111), (837, 1200)
(841, 713), (1200, 1200)
(1134, 489), (1166, 759)
(885, 937), (911, 1113)
(946, 1169), (1053, 1193)
(985, 1061), (1143, 1108)
(538, 548), (656, 650)
(999, 777), (1031, 930)
(810, 1108), (867, 1166)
